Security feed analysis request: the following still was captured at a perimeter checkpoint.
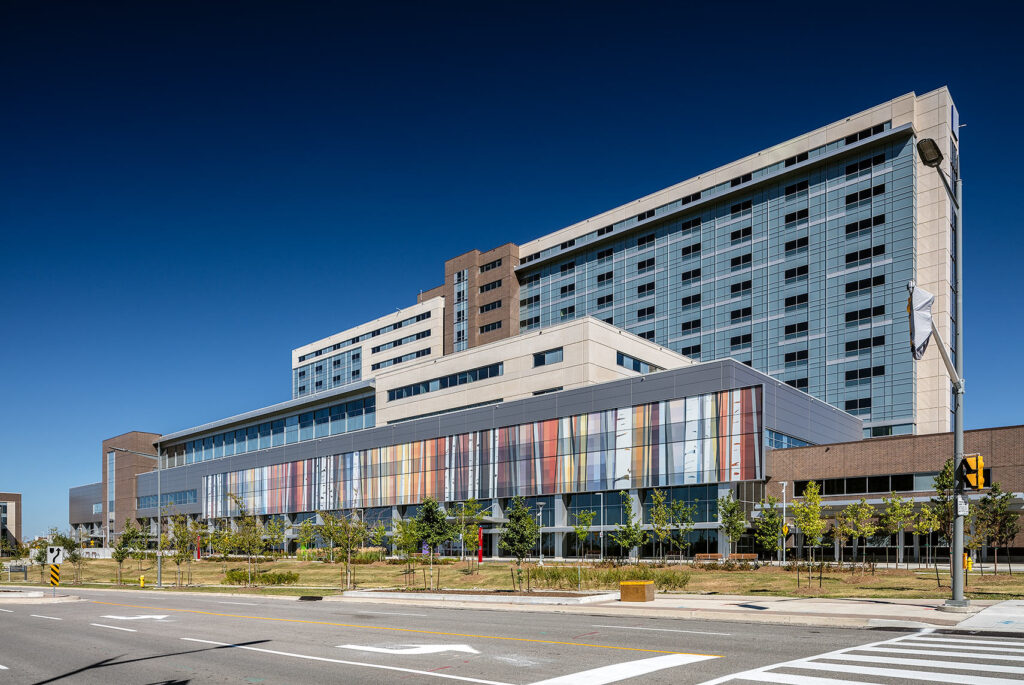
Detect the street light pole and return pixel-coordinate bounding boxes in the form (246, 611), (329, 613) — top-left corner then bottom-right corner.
(597, 492), (604, 561)
(780, 481), (787, 565)
(537, 502), (545, 567)
(916, 137), (967, 607)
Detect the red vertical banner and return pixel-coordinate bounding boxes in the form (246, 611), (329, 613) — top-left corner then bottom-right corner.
(477, 526), (483, 563)
(196, 533), (202, 560)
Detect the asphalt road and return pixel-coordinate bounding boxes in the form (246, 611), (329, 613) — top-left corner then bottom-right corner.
(1, 588), (1020, 684)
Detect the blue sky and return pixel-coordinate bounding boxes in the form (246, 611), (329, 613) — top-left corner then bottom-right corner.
(2, 2), (1021, 538)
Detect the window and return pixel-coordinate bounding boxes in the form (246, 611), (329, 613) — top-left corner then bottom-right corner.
(731, 226), (752, 243)
(520, 294), (540, 307)
(560, 283), (575, 297)
(596, 294), (614, 308)
(333, 375), (341, 383)
(844, 398), (872, 415)
(680, 216), (701, 233)
(523, 273), (541, 286)
(596, 271), (613, 285)
(298, 369), (306, 378)
(315, 365), (322, 372)
(845, 184), (885, 206)
(602, 316), (614, 325)
(784, 321), (808, 338)
(730, 200), (752, 217)
(617, 351), (662, 373)
(784, 180), (809, 198)
(845, 335), (885, 354)
(784, 151), (808, 167)
(730, 173), (752, 187)
(845, 244), (885, 266)
(533, 387), (563, 396)
(730, 253), (752, 270)
(533, 347), (564, 367)
(730, 333), (752, 349)
(784, 208), (809, 225)
(680, 268), (701, 285)
(846, 214), (885, 237)
(784, 264), (808, 283)
(522, 252), (541, 264)
(731, 280), (752, 295)
(680, 242), (701, 258)
(730, 306), (752, 322)
(845, 274), (885, 295)
(681, 191), (701, 205)
(785, 293), (808, 310)
(597, 248), (614, 262)
(479, 258), (502, 273)
(846, 365), (884, 384)
(315, 380), (322, 388)
(680, 344), (700, 358)
(479, 279), (502, 293)
(637, 282), (655, 296)
(846, 304), (885, 324)
(636, 209), (655, 222)
(844, 123), (885, 145)
(334, 359), (341, 367)
(387, 362), (504, 401)
(786, 377), (808, 390)
(637, 257), (655, 273)
(597, 226), (613, 236)
(680, 294), (701, 309)
(370, 347), (431, 370)
(298, 385), (306, 392)
(637, 306), (655, 321)
(637, 233), (655, 249)
(638, 330), (655, 340)
(521, 315), (540, 329)
(560, 262), (575, 275)
(560, 306), (575, 319)
(784, 349), (808, 366)
(479, 321), (502, 334)
(680, 318), (701, 334)
(560, 239), (576, 250)
(784, 236), (808, 254)
(845, 153), (886, 176)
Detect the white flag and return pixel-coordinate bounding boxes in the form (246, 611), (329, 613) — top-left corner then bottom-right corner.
(908, 284), (935, 360)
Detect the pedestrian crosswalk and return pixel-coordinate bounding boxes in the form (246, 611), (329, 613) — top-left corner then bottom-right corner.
(700, 630), (1024, 684)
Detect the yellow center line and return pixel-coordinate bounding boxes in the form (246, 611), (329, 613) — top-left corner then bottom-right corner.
(91, 600), (721, 657)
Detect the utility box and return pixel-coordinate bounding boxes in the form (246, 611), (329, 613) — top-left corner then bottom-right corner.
(619, 580), (655, 602)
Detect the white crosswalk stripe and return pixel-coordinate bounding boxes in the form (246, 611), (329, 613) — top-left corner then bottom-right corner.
(698, 630), (1024, 684)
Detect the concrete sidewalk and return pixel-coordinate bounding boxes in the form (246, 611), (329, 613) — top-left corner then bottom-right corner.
(329, 591), (1020, 631)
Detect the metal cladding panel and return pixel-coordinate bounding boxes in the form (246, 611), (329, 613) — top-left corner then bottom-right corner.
(69, 482), (103, 524)
(135, 358), (863, 505)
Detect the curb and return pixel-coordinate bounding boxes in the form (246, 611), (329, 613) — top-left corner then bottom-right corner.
(337, 590), (618, 605)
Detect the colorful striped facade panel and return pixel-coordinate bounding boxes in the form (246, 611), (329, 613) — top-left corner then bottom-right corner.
(203, 387), (763, 517)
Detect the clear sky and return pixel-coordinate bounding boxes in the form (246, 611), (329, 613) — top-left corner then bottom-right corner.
(2, 1), (1021, 538)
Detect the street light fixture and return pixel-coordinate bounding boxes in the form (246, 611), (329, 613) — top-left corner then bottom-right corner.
(916, 136), (967, 608)
(108, 443), (163, 588)
(537, 502), (545, 567)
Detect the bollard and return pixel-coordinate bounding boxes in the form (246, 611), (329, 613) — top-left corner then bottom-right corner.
(140, 575), (145, 588)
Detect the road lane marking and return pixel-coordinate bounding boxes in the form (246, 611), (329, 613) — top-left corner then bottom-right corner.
(859, 645), (1024, 661)
(100, 614), (169, 620)
(356, 610), (429, 617)
(831, 652), (1024, 675)
(0, 609), (13, 613)
(93, 601), (716, 656)
(90, 623), (137, 633)
(218, 601), (259, 606)
(592, 624), (732, 636)
(180, 638), (510, 685)
(739, 674), (871, 685)
(787, 659), (1024, 684)
(892, 640), (1024, 653)
(338, 644), (480, 655)
(30, 615), (61, 620)
(529, 653), (717, 685)
(916, 635), (1024, 647)
(0, 664), (7, 670)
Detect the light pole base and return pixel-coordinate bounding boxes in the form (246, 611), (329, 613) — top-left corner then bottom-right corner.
(938, 599), (972, 612)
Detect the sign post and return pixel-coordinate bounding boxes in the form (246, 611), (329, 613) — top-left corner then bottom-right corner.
(47, 547), (65, 598)
(477, 526), (483, 564)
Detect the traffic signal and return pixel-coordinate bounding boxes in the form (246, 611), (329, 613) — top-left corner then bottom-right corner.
(963, 454), (984, 490)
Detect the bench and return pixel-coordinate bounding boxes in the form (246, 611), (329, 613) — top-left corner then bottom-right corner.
(694, 553), (722, 561)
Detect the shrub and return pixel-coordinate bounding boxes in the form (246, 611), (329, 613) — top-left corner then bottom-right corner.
(530, 565), (690, 591)
(222, 568), (300, 586)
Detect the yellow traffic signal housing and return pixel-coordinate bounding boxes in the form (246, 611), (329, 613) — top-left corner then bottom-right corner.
(964, 454), (984, 489)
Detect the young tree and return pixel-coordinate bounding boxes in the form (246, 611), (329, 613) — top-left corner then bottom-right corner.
(792, 481), (825, 584)
(211, 520), (235, 575)
(831, 509), (853, 565)
(667, 498), (698, 560)
(264, 517), (286, 559)
(169, 513), (195, 586)
(880, 492), (915, 567)
(981, 483), (1020, 574)
(914, 503), (939, 568)
(369, 522), (389, 562)
(930, 457), (956, 555)
(232, 495), (266, 585)
(296, 517), (318, 558)
(571, 508), (596, 589)
(317, 511), (342, 564)
(454, 498), (485, 568)
(392, 517), (421, 574)
(499, 495), (540, 589)
(844, 499), (877, 565)
(334, 512), (367, 590)
(753, 496), (783, 563)
(51, 530), (82, 584)
(111, 535), (131, 585)
(649, 490), (673, 562)
(610, 491), (649, 564)
(717, 492), (746, 559)
(416, 498), (455, 590)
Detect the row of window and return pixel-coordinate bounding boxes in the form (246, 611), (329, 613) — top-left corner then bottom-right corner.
(387, 362), (504, 402)
(137, 490), (198, 510)
(297, 312), (432, 362)
(479, 258), (502, 273)
(370, 347), (431, 371)
(479, 321), (502, 334)
(793, 468), (993, 498)
(616, 351), (662, 374)
(370, 329), (430, 355)
(533, 347), (563, 367)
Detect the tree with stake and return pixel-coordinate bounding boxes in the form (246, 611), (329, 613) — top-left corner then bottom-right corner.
(112, 534), (131, 585)
(369, 522), (389, 562)
(415, 498), (455, 591)
(571, 509), (595, 588)
(880, 492), (914, 567)
(845, 499), (877, 567)
(334, 512), (367, 590)
(649, 490), (673, 563)
(982, 483), (1019, 575)
(392, 517), (421, 577)
(211, 520), (235, 576)
(831, 510), (853, 565)
(913, 504), (939, 570)
(930, 457), (956, 563)
(317, 511), (342, 564)
(232, 495), (266, 585)
(455, 498), (485, 570)
(753, 496), (783, 564)
(264, 517), (286, 559)
(792, 481), (825, 587)
(610, 491), (649, 564)
(499, 495), (539, 590)
(296, 518), (318, 560)
(667, 499), (697, 561)
(717, 492), (746, 559)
